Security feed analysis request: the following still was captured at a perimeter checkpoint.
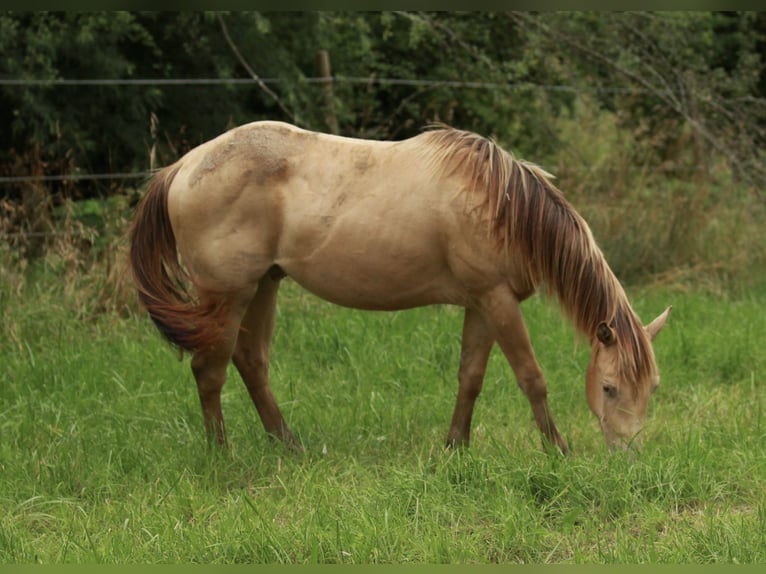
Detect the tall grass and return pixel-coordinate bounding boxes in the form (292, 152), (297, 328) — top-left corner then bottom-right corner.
(1, 275), (764, 563)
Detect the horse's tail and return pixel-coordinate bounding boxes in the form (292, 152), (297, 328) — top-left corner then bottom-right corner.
(128, 163), (226, 353)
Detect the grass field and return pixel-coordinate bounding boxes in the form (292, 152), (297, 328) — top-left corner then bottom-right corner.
(1, 279), (764, 563)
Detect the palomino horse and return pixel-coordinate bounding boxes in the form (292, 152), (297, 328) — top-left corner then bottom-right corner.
(129, 121), (670, 453)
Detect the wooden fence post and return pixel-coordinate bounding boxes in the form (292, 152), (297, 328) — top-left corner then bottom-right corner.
(315, 49), (339, 134)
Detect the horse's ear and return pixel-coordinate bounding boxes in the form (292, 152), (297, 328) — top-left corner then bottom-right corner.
(645, 306), (672, 342)
(596, 322), (617, 346)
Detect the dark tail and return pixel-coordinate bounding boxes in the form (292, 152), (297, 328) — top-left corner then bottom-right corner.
(128, 164), (227, 353)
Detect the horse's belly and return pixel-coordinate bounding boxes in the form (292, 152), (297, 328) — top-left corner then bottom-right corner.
(277, 240), (462, 310)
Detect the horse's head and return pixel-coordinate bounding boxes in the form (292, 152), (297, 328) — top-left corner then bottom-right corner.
(585, 306), (671, 451)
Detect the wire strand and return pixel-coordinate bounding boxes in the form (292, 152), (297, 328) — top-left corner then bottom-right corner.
(0, 75), (652, 94)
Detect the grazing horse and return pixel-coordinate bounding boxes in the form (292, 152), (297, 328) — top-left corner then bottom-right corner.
(129, 121), (670, 453)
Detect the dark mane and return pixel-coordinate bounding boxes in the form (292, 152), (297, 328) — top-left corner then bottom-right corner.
(420, 127), (656, 387)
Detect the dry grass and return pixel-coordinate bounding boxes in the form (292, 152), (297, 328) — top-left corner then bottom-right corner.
(1, 190), (138, 322)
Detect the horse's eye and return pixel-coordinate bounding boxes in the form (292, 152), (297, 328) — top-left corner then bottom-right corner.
(603, 384), (618, 399)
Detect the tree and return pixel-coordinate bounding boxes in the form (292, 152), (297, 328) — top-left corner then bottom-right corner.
(511, 12), (765, 193)
(2, 11), (763, 204)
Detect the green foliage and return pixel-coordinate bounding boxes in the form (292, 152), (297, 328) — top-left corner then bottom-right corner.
(0, 11), (585, 198)
(1, 11), (764, 204)
(550, 96), (766, 291)
(315, 12), (575, 150)
(516, 12), (765, 185)
(1, 13), (160, 175)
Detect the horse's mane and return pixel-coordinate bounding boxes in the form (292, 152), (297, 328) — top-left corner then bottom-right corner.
(418, 127), (656, 388)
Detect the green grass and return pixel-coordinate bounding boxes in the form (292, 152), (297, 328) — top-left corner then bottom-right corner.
(1, 280), (764, 563)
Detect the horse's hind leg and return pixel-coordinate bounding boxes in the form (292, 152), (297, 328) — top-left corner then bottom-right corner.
(190, 296), (250, 447)
(446, 307), (494, 448)
(232, 274), (300, 450)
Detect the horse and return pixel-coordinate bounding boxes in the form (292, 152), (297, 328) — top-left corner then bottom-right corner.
(128, 121), (671, 453)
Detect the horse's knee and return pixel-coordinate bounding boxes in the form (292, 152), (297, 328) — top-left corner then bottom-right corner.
(458, 351), (488, 394)
(232, 345), (269, 383)
(191, 355), (228, 396)
(457, 369), (484, 401)
(516, 371), (548, 403)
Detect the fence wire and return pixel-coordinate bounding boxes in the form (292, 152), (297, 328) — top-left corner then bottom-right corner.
(0, 75), (651, 93)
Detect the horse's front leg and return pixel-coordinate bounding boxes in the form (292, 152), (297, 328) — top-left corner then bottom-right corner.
(478, 286), (569, 455)
(446, 307), (494, 448)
